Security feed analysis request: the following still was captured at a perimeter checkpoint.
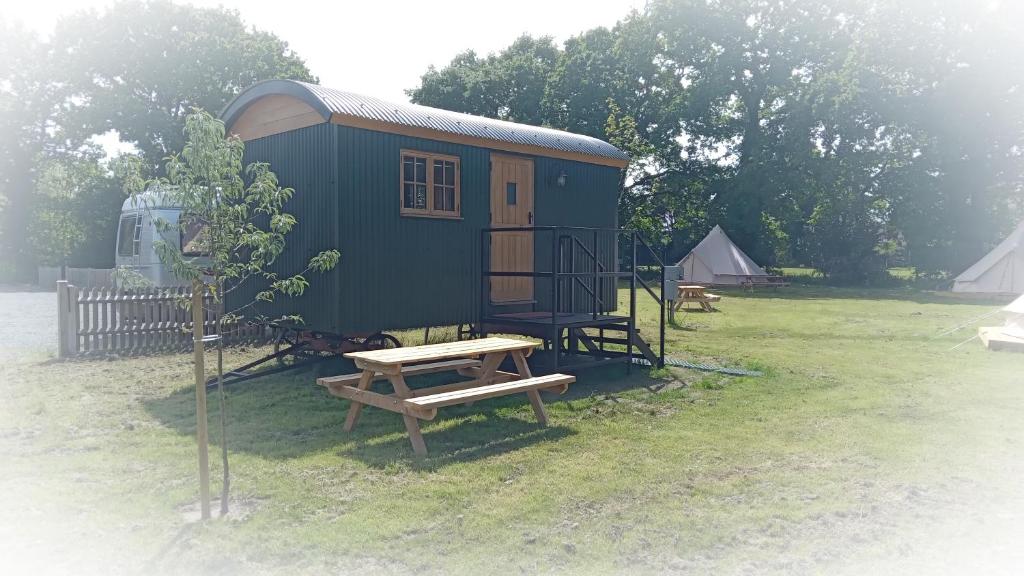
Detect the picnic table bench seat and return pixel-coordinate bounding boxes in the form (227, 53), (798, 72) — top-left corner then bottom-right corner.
(405, 374), (574, 411)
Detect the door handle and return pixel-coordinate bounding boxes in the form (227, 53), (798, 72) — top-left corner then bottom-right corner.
(528, 211), (533, 224)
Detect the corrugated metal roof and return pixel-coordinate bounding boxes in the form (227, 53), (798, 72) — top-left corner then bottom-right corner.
(221, 80), (629, 166)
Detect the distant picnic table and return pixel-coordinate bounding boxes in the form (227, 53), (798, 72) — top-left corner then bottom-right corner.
(318, 337), (574, 456)
(673, 284), (722, 312)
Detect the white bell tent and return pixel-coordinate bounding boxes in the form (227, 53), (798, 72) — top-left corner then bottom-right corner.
(979, 293), (1024, 352)
(952, 221), (1024, 295)
(676, 225), (772, 286)
(1003, 294), (1024, 340)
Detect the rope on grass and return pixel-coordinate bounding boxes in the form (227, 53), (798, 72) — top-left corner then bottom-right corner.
(632, 356), (763, 377)
(949, 334), (980, 351)
(932, 308), (1005, 339)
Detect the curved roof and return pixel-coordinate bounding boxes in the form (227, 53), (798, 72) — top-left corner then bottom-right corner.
(220, 80), (629, 168)
(121, 187), (181, 212)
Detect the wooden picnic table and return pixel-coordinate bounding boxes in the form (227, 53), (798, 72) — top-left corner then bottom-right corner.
(317, 337), (574, 456)
(673, 284), (722, 312)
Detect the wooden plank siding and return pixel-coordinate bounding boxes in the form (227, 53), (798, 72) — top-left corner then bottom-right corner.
(230, 94), (324, 141)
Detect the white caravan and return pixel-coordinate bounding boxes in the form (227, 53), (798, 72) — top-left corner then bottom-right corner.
(114, 189), (201, 287)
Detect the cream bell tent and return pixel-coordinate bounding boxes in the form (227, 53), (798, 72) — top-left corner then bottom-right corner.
(952, 221), (1024, 295)
(979, 293), (1024, 352)
(676, 225), (774, 286)
(1005, 294), (1024, 338)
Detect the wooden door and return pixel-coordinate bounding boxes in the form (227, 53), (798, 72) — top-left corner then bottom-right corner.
(490, 154), (535, 303)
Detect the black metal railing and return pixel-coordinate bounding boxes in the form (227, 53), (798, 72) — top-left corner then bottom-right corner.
(480, 226), (666, 369)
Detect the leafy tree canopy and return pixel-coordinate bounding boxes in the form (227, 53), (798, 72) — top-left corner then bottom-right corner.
(409, 0), (1024, 282)
(50, 0), (315, 171)
(1, 1), (317, 279)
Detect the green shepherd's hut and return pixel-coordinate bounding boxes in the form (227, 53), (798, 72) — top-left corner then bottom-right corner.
(220, 80), (664, 372)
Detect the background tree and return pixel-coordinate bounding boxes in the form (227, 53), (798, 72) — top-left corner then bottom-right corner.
(409, 0), (1024, 283)
(873, 0), (1024, 277)
(0, 19), (55, 281)
(29, 153), (97, 275)
(138, 109), (339, 517)
(408, 35), (559, 124)
(50, 0), (316, 172)
(5, 0), (1022, 285)
(0, 1), (317, 280)
(28, 148), (144, 274)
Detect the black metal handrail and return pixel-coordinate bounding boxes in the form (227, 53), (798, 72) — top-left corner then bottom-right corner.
(483, 225), (626, 233)
(631, 231), (666, 367)
(559, 233), (606, 317)
(480, 226), (667, 369)
(483, 271), (627, 278)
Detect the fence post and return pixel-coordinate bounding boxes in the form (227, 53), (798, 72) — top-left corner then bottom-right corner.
(61, 282), (81, 357)
(57, 281), (68, 358)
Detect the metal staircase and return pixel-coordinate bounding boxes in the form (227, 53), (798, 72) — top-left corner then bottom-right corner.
(478, 226), (666, 373)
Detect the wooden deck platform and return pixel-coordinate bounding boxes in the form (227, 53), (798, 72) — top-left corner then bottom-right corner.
(979, 326), (1024, 353)
(484, 311), (630, 329)
(478, 310), (653, 373)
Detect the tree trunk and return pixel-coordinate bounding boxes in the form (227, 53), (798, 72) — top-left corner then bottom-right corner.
(725, 85), (768, 260)
(192, 280), (211, 520)
(216, 279), (230, 516)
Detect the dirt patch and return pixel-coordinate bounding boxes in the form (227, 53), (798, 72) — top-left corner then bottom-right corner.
(0, 290), (57, 359)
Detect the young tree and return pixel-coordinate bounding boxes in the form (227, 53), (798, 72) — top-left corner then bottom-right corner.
(139, 109), (339, 518)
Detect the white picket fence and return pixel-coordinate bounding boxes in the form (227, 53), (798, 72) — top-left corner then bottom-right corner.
(56, 280), (266, 357)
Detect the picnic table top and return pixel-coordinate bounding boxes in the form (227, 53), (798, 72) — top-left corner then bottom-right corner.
(344, 337), (538, 366)
(677, 285), (707, 290)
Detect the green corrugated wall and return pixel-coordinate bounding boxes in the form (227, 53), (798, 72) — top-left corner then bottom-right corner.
(233, 123), (621, 334)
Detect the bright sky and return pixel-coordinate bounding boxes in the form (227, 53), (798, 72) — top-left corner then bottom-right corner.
(5, 0), (647, 103)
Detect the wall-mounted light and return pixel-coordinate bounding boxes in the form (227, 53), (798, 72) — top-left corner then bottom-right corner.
(556, 171), (567, 188)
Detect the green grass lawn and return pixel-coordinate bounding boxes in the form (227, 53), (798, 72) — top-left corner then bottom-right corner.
(2, 286), (1022, 574)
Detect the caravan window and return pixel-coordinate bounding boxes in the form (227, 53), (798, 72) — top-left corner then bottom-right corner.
(117, 215), (139, 257)
(179, 218), (209, 256)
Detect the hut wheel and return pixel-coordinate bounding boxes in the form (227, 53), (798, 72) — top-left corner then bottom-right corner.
(364, 332), (401, 350)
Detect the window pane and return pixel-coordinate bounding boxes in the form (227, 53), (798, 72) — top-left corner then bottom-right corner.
(434, 185), (445, 211)
(433, 161), (443, 186)
(444, 161), (455, 185)
(180, 219), (209, 256)
(415, 184), (427, 209)
(403, 183), (416, 208)
(415, 158), (426, 183)
(117, 216), (137, 257)
(403, 157), (414, 182)
(433, 186), (456, 212)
